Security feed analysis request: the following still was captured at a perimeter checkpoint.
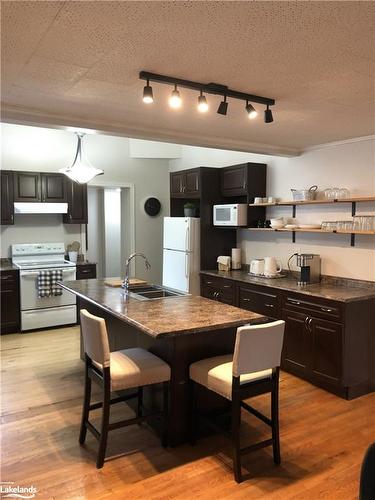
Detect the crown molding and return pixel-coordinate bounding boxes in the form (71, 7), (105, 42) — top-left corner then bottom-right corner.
(0, 104), (301, 158)
(303, 135), (375, 153)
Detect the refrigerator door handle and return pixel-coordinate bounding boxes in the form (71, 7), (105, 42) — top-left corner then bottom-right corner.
(185, 253), (189, 278)
(185, 226), (190, 252)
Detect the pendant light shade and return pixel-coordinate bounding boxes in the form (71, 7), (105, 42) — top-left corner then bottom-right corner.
(59, 133), (103, 184)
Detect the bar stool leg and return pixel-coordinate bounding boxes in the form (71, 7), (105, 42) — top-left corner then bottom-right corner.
(161, 381), (169, 447)
(231, 379), (242, 483)
(137, 386), (143, 425)
(189, 380), (197, 445)
(96, 367), (111, 469)
(271, 369), (281, 465)
(79, 356), (91, 445)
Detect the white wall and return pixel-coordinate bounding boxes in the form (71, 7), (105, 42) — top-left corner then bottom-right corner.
(169, 138), (375, 281)
(1, 123), (170, 283)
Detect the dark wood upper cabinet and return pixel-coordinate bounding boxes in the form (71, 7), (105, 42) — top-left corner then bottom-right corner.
(40, 173), (66, 202)
(14, 171), (41, 202)
(14, 172), (66, 203)
(220, 163), (267, 198)
(170, 169), (200, 198)
(221, 164), (247, 196)
(184, 168), (200, 196)
(63, 179), (88, 224)
(1, 170), (14, 225)
(170, 171), (185, 197)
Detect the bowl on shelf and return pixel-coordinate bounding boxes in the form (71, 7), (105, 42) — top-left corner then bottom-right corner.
(270, 218), (286, 229)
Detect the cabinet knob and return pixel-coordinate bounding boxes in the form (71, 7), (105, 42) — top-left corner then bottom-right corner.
(321, 307), (333, 313)
(243, 298), (251, 302)
(265, 303), (274, 308)
(223, 285), (231, 288)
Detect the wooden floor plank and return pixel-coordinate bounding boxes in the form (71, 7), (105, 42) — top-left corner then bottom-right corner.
(1, 326), (374, 499)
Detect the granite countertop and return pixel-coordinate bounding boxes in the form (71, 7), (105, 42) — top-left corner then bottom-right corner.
(201, 270), (375, 303)
(0, 259), (18, 272)
(60, 279), (264, 338)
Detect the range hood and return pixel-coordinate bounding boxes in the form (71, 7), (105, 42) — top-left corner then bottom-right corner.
(14, 202), (68, 214)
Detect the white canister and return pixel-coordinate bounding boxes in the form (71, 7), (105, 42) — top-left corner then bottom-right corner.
(68, 251), (78, 263)
(231, 248), (241, 270)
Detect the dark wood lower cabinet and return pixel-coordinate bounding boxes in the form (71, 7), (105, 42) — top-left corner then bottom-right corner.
(200, 272), (375, 399)
(1, 270), (20, 334)
(281, 309), (310, 377)
(76, 263), (97, 280)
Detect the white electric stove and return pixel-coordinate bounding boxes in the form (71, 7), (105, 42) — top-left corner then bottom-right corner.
(12, 243), (77, 331)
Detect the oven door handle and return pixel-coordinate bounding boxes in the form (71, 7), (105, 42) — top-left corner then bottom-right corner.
(21, 269), (76, 277)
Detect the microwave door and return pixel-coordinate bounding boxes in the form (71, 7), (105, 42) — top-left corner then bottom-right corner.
(215, 206), (233, 226)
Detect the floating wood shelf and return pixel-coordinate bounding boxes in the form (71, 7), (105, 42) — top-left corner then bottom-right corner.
(246, 228), (375, 235)
(248, 196), (375, 207)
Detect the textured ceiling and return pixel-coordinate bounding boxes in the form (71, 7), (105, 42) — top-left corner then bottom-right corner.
(1, 1), (375, 155)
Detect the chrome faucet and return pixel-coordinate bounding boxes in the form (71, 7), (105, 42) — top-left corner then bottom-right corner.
(122, 253), (151, 292)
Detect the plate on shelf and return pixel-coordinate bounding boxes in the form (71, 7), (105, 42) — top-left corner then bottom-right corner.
(285, 224), (299, 229)
(299, 224), (321, 229)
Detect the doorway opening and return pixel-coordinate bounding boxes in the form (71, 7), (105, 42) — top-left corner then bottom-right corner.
(86, 184), (134, 279)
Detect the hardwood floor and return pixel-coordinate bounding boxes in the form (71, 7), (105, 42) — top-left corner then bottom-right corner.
(1, 326), (374, 499)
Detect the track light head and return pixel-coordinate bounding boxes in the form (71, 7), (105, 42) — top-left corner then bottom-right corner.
(169, 85), (182, 109)
(142, 80), (153, 104)
(246, 101), (257, 120)
(217, 95), (228, 115)
(198, 91), (209, 113)
(264, 105), (273, 123)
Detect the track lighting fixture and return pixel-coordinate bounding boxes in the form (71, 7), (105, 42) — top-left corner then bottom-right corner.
(217, 95), (228, 115)
(264, 104), (274, 123)
(169, 84), (182, 108)
(139, 71), (275, 123)
(197, 91), (209, 112)
(142, 79), (153, 104)
(246, 101), (257, 120)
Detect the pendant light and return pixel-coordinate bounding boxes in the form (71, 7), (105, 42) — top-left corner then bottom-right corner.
(59, 133), (103, 184)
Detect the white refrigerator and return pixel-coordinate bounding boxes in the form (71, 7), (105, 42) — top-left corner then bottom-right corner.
(162, 217), (200, 295)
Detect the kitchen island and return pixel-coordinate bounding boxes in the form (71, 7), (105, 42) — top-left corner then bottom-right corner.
(60, 279), (266, 444)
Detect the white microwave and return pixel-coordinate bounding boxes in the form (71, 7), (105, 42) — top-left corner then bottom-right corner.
(213, 204), (248, 227)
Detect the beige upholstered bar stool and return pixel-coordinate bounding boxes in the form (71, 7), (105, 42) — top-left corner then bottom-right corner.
(189, 320), (285, 483)
(79, 309), (171, 468)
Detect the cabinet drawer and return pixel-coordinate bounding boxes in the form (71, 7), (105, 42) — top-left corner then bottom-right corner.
(283, 294), (343, 322)
(201, 284), (235, 305)
(201, 274), (234, 292)
(76, 264), (96, 280)
(238, 285), (278, 317)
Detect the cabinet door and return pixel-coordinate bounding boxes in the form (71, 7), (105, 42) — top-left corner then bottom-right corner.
(41, 173), (66, 202)
(63, 179), (88, 224)
(221, 165), (247, 196)
(170, 172), (185, 197)
(14, 172), (41, 201)
(310, 317), (342, 385)
(1, 171), (14, 225)
(282, 309), (310, 376)
(1, 272), (20, 333)
(184, 169), (200, 196)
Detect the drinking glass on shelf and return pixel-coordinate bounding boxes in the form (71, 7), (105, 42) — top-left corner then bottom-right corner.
(330, 187), (340, 200)
(338, 188), (350, 199)
(324, 189), (332, 200)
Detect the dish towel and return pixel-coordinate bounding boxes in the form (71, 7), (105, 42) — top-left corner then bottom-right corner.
(50, 269), (63, 296)
(37, 271), (51, 298)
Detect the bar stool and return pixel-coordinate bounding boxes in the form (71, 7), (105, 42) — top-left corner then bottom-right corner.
(79, 309), (171, 468)
(189, 320), (285, 483)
